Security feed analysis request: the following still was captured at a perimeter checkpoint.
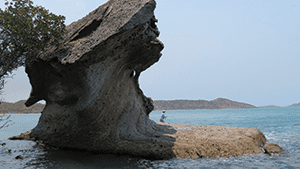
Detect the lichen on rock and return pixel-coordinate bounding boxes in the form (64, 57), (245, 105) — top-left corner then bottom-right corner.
(20, 0), (283, 160)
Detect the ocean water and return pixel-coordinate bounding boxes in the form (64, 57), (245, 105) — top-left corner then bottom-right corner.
(1, 107), (300, 168)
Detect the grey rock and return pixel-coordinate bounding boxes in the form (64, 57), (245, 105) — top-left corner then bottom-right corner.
(23, 0), (276, 160)
(25, 0), (175, 159)
(15, 155), (24, 160)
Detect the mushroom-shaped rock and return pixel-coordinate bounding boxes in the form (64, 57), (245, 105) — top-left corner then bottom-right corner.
(25, 0), (172, 160)
(20, 0), (282, 160)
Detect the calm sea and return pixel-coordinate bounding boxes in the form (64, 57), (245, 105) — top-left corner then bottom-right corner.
(1, 107), (300, 169)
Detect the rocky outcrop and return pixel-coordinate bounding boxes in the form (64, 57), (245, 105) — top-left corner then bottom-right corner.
(11, 124), (284, 159)
(159, 124), (267, 158)
(19, 0), (283, 160)
(24, 0), (169, 159)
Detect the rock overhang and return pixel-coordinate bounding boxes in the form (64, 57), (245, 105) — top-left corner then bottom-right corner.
(39, 0), (163, 66)
(26, 0), (164, 108)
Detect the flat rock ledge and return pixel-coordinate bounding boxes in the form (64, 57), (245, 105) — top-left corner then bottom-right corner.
(10, 123), (284, 159)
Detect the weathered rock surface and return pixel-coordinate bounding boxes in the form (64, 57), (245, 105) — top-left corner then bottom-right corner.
(24, 0), (169, 159)
(19, 0), (284, 160)
(163, 124), (267, 158)
(11, 124), (282, 159)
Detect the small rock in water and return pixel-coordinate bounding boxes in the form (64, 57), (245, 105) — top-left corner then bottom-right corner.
(15, 155), (24, 160)
(263, 143), (285, 156)
(1, 143), (6, 146)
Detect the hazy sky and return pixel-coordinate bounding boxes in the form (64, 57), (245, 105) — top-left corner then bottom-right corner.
(1, 0), (299, 107)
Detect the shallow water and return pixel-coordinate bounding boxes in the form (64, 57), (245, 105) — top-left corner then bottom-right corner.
(1, 107), (300, 168)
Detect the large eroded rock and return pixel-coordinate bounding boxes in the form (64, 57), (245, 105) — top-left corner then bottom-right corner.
(21, 0), (282, 159)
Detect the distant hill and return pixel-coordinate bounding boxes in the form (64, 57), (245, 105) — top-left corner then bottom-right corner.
(0, 98), (256, 113)
(153, 98), (256, 110)
(258, 105), (280, 108)
(288, 102), (300, 107)
(0, 100), (45, 114)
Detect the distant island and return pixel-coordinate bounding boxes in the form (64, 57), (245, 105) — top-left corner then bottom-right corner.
(153, 98), (256, 110)
(1, 98), (275, 113)
(258, 105), (280, 108)
(0, 100), (44, 114)
(288, 102), (300, 107)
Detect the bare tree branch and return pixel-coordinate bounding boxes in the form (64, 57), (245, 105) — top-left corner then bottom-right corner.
(0, 113), (12, 129)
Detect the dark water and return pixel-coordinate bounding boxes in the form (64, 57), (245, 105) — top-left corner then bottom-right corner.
(1, 107), (300, 168)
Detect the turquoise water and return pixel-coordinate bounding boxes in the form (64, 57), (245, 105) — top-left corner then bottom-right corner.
(1, 107), (300, 168)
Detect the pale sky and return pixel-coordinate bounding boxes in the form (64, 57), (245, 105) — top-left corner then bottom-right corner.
(1, 0), (299, 107)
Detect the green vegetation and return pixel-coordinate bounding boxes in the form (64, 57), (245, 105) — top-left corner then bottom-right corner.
(0, 0), (66, 92)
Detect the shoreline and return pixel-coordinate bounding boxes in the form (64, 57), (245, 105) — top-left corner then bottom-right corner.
(1, 113), (41, 115)
(154, 107), (257, 111)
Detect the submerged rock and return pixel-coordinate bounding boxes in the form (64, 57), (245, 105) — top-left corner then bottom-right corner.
(15, 155), (25, 160)
(263, 143), (285, 156)
(19, 0), (283, 159)
(9, 131), (32, 140)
